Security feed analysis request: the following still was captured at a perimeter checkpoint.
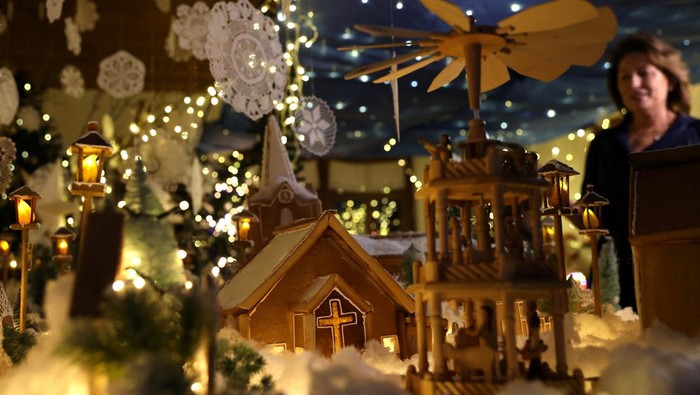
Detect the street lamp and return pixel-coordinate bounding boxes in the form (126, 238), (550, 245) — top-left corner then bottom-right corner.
(51, 226), (76, 275)
(69, 121), (113, 255)
(7, 185), (42, 332)
(538, 159), (579, 280)
(574, 184), (609, 316)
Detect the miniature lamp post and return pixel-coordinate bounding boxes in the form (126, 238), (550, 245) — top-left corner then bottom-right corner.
(7, 186), (41, 332)
(232, 209), (259, 265)
(538, 159), (580, 280)
(575, 184), (609, 316)
(69, 121), (113, 254)
(0, 234), (12, 285)
(51, 226), (76, 275)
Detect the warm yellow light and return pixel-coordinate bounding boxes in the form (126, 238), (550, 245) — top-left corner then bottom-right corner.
(0, 240), (9, 254)
(17, 200), (32, 225)
(238, 220), (251, 241)
(57, 239), (69, 256)
(82, 155), (99, 183)
(582, 208), (599, 229)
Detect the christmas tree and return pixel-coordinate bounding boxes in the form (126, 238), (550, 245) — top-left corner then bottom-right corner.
(598, 236), (621, 310)
(122, 157), (185, 288)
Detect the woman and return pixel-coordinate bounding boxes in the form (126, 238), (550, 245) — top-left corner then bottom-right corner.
(582, 32), (700, 311)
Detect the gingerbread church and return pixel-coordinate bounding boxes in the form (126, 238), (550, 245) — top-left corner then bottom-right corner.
(217, 210), (415, 358)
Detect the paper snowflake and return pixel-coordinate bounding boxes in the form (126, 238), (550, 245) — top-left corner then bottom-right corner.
(154, 0), (171, 13)
(18, 106), (41, 132)
(293, 97), (337, 156)
(47, 0), (65, 23)
(0, 137), (16, 195)
(64, 17), (82, 55)
(0, 68), (18, 126)
(173, 1), (210, 60)
(97, 50), (146, 99)
(165, 21), (192, 62)
(206, 0), (287, 121)
(75, 0), (99, 32)
(60, 65), (85, 98)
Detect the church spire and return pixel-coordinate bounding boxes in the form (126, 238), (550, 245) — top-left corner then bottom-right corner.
(260, 115), (296, 188)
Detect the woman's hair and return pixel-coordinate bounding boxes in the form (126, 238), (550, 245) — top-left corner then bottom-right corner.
(606, 32), (691, 114)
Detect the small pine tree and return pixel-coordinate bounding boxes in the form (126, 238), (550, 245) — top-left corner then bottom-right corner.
(122, 158), (184, 288)
(598, 236), (620, 310)
(216, 340), (273, 393)
(566, 276), (582, 312)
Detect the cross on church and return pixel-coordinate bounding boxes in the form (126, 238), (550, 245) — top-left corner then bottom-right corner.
(317, 299), (357, 353)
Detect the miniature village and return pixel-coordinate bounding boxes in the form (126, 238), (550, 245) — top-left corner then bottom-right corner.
(1, 1), (700, 395)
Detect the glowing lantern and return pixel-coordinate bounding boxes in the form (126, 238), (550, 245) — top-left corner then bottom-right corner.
(232, 208), (259, 242)
(574, 184), (609, 231)
(69, 121), (113, 197)
(7, 186), (41, 228)
(538, 159), (579, 213)
(51, 227), (76, 257)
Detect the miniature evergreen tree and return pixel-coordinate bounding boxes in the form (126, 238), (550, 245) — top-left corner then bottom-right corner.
(567, 276), (582, 312)
(122, 157), (184, 288)
(598, 236), (620, 310)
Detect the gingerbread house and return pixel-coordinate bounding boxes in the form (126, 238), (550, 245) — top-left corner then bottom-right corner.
(248, 116), (322, 254)
(218, 210), (415, 358)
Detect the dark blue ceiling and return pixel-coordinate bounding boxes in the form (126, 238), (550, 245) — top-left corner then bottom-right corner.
(204, 0), (700, 160)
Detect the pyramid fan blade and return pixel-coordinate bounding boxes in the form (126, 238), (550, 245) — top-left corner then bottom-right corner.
(514, 42), (608, 67)
(419, 0), (472, 32)
(428, 58), (465, 92)
(338, 41), (439, 51)
(374, 55), (446, 84)
(498, 0), (598, 35)
(512, 6), (618, 45)
(495, 50), (569, 82)
(480, 56), (510, 92)
(355, 24), (449, 39)
(345, 48), (440, 80)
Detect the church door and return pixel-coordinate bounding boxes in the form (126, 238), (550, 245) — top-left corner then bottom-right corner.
(314, 289), (366, 357)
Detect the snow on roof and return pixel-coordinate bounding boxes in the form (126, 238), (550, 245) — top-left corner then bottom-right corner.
(218, 221), (316, 312)
(353, 234), (426, 260)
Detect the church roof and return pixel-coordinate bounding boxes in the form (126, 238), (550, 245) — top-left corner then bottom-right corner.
(217, 210), (414, 314)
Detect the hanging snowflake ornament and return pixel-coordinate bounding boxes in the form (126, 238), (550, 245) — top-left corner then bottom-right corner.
(47, 0), (65, 23)
(18, 106), (41, 132)
(172, 1), (210, 60)
(293, 96), (337, 156)
(0, 137), (16, 195)
(60, 65), (85, 98)
(165, 21), (192, 63)
(64, 17), (82, 55)
(75, 0), (99, 32)
(140, 134), (195, 191)
(97, 50), (146, 99)
(0, 68), (18, 126)
(206, 0), (287, 121)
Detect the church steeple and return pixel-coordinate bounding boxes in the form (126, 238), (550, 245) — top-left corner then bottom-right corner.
(260, 115), (297, 190)
(249, 115), (322, 253)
